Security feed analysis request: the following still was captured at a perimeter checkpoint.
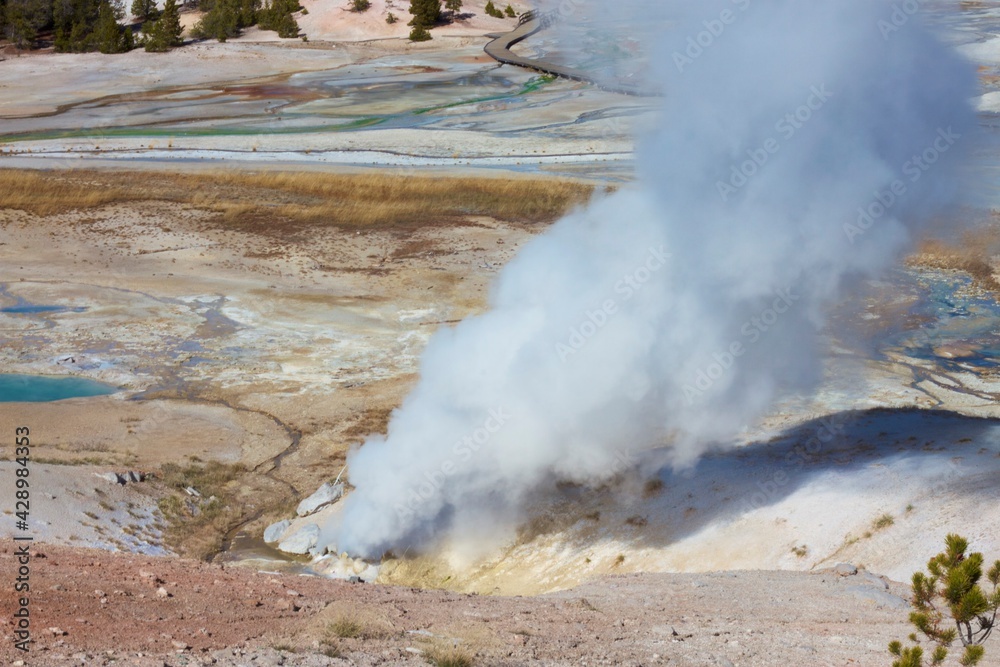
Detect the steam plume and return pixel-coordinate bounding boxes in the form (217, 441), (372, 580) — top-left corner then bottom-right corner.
(330, 0), (977, 559)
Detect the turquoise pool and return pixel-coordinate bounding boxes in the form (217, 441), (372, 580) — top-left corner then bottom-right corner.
(0, 374), (118, 402)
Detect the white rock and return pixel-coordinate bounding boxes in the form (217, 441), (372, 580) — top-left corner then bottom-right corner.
(263, 519), (291, 544)
(95, 472), (125, 485)
(834, 562), (858, 576)
(296, 482), (344, 517)
(278, 523), (320, 555)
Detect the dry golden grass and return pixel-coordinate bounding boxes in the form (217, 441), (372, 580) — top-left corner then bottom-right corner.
(421, 644), (476, 667)
(154, 461), (251, 560)
(909, 225), (1000, 293)
(0, 170), (124, 215)
(317, 602), (397, 641)
(0, 168), (594, 229)
(342, 404), (395, 440)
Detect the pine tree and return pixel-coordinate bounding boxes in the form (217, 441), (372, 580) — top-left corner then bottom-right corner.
(271, 8), (295, 36)
(257, 0), (297, 37)
(443, 0), (460, 12)
(5, 0), (52, 48)
(95, 0), (123, 51)
(233, 0), (255, 27)
(144, 0), (180, 50)
(130, 0), (156, 20)
(484, 0), (502, 18)
(192, 0), (251, 41)
(407, 0), (437, 27)
(888, 534), (1000, 667)
(158, 0), (181, 43)
(504, 3), (515, 18)
(408, 22), (429, 41)
(54, 0), (103, 51)
(4, 2), (37, 47)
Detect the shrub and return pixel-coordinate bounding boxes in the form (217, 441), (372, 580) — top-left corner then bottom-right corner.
(408, 23), (431, 41)
(328, 616), (364, 639)
(350, 0), (370, 11)
(423, 644), (475, 667)
(887, 534), (1000, 667)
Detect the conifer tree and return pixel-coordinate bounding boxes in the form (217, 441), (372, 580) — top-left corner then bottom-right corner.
(144, 0), (180, 50)
(407, 0), (437, 27)
(888, 534), (1000, 667)
(256, 0), (297, 37)
(160, 0), (181, 42)
(95, 0), (124, 51)
(54, 0), (103, 51)
(130, 0), (156, 21)
(191, 0), (249, 41)
(4, 0), (50, 48)
(408, 22), (429, 41)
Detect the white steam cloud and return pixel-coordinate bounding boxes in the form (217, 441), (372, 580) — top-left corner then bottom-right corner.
(330, 0), (977, 559)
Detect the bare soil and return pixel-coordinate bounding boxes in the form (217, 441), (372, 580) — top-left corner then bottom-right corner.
(0, 543), (923, 667)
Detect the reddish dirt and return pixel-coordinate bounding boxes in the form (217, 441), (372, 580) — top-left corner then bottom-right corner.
(0, 544), (926, 667)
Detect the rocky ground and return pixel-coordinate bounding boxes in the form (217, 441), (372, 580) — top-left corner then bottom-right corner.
(0, 182), (539, 564)
(0, 543), (926, 667)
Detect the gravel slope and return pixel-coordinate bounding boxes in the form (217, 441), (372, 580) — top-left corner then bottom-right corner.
(0, 543), (945, 667)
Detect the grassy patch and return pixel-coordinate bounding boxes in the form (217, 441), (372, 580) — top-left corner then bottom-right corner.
(327, 616), (365, 639)
(342, 405), (395, 440)
(0, 169), (594, 230)
(908, 228), (1000, 293)
(154, 461), (248, 560)
(872, 513), (895, 530)
(323, 612), (392, 641)
(422, 644), (475, 667)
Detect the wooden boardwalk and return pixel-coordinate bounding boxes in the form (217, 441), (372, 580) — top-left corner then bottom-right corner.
(484, 11), (652, 97)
